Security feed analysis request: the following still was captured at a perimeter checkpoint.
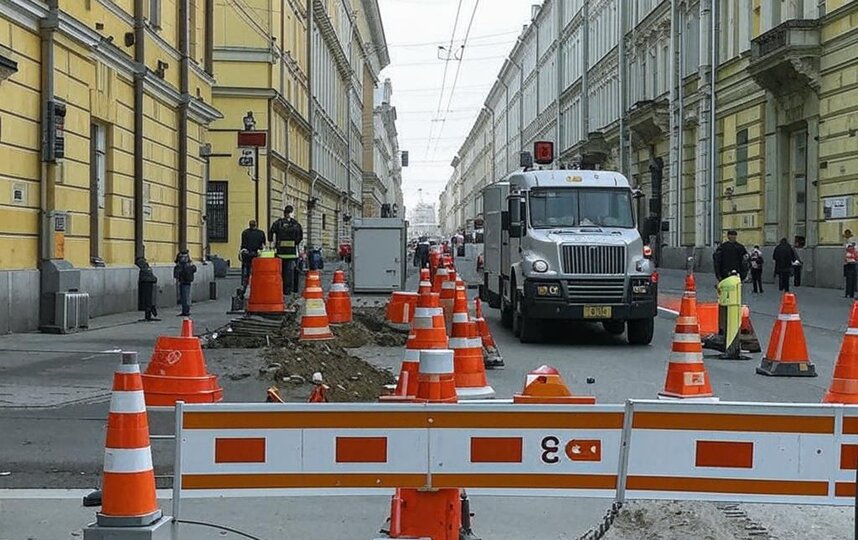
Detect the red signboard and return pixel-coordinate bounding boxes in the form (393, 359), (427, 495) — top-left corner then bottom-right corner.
(237, 131), (267, 148)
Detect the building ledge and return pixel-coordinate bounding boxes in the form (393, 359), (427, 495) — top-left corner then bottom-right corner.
(628, 99), (670, 147)
(748, 19), (820, 96)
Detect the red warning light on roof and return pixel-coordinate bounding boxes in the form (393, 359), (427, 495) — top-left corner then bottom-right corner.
(534, 141), (554, 165)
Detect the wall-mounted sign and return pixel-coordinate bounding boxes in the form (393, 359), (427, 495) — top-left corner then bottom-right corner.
(823, 196), (850, 220)
(238, 148), (255, 167)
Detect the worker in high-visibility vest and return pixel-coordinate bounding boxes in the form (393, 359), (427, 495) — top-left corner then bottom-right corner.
(268, 205), (303, 297)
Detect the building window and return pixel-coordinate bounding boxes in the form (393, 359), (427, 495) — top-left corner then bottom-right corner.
(148, 0), (161, 30)
(322, 213), (327, 231)
(207, 181), (228, 242)
(90, 123), (107, 260)
(736, 129), (749, 187)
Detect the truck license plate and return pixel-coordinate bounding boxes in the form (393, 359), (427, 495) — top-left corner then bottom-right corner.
(583, 306), (612, 319)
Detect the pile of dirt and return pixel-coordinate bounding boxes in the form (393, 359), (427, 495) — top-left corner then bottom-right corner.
(603, 501), (761, 540)
(262, 341), (396, 402)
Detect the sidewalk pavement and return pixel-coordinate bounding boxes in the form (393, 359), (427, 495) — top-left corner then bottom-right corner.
(657, 267), (854, 335)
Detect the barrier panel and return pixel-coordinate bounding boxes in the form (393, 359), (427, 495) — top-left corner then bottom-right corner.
(174, 401), (854, 507)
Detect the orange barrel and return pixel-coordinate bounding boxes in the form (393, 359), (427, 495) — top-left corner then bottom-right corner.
(387, 292), (419, 324)
(247, 257), (285, 314)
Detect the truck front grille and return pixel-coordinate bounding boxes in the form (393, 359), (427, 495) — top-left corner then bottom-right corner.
(566, 278), (627, 304)
(561, 245), (626, 275)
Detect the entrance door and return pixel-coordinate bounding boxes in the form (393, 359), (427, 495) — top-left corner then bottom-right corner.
(789, 129), (808, 244)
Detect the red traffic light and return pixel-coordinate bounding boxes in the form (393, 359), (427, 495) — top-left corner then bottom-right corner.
(534, 141), (554, 165)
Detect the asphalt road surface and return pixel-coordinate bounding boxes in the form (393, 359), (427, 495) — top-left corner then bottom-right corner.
(0, 266), (846, 539)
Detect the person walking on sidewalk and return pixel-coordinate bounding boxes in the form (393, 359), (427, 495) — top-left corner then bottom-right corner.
(845, 239), (858, 299)
(239, 219), (266, 294)
(269, 205), (303, 298)
(773, 238), (798, 293)
(713, 230), (749, 281)
(749, 245), (764, 294)
(173, 250), (197, 316)
(135, 256), (159, 321)
(792, 236), (805, 287)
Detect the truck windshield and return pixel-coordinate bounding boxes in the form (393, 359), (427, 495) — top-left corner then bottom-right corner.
(529, 188), (634, 229)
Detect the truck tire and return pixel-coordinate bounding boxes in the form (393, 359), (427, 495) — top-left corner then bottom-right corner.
(627, 317), (655, 345)
(500, 301), (513, 328)
(602, 321), (625, 335)
(513, 291), (541, 343)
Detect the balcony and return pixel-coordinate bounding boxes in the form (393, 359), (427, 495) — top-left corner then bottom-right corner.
(748, 20), (820, 96)
(628, 99), (670, 147)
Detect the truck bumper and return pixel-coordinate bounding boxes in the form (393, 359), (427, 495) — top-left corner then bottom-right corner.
(521, 278), (657, 321)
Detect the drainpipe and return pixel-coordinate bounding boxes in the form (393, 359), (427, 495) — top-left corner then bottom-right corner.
(671, 0), (681, 247)
(485, 104), (496, 182)
(617, 0), (627, 176)
(709, 0), (719, 246)
(581, 1), (589, 141)
(39, 0), (58, 264)
(134, 0), (145, 259)
(204, 0), (214, 76)
(306, 0), (316, 249)
(555, 0), (562, 157)
(178, 0), (190, 251)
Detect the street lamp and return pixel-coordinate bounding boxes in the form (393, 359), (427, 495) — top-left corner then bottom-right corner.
(243, 111), (256, 131)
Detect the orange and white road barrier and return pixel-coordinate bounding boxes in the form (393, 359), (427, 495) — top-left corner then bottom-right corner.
(98, 352), (161, 527)
(386, 292), (418, 325)
(246, 256), (285, 315)
(658, 288), (715, 400)
(299, 272), (334, 341)
(824, 301), (858, 404)
(757, 293), (817, 377)
(142, 319), (223, 406)
(450, 293), (494, 400)
(474, 298), (504, 369)
(513, 365), (595, 404)
(326, 270), (353, 325)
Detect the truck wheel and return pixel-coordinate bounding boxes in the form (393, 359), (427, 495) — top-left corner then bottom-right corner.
(513, 291), (540, 343)
(627, 317), (655, 345)
(602, 321), (625, 336)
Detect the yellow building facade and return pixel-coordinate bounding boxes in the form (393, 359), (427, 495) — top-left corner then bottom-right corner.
(0, 0), (220, 332)
(208, 0), (311, 263)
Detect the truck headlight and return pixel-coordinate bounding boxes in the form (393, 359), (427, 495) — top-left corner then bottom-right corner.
(532, 260), (549, 273)
(536, 284), (562, 297)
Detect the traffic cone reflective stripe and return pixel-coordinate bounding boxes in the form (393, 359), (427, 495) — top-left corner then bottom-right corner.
(99, 352), (161, 527)
(659, 290), (715, 400)
(142, 319), (223, 406)
(824, 302), (858, 403)
(299, 273), (334, 341)
(326, 270), (353, 324)
(756, 293), (817, 377)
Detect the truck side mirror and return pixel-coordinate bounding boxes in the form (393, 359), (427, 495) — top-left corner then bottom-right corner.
(508, 196), (523, 238)
(509, 222), (523, 238)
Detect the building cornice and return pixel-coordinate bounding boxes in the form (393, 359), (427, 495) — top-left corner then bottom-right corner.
(213, 47), (275, 63)
(1, 0), (46, 32)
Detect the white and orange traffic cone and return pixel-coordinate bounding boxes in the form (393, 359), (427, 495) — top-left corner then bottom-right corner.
(513, 365), (595, 404)
(299, 271), (334, 341)
(418, 268), (432, 294)
(326, 270), (353, 324)
(450, 290), (494, 399)
(658, 287), (716, 400)
(824, 301), (858, 404)
(97, 352), (162, 527)
(432, 265), (449, 294)
(756, 293), (817, 377)
(474, 298), (504, 369)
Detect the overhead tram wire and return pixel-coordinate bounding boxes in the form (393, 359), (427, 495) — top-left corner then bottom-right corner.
(387, 29), (521, 48)
(425, 0), (465, 156)
(431, 0), (481, 158)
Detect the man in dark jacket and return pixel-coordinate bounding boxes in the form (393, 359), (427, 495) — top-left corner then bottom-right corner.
(135, 256), (159, 321)
(269, 206), (303, 296)
(713, 230), (749, 281)
(239, 220), (266, 292)
(173, 250), (197, 316)
(773, 238), (797, 292)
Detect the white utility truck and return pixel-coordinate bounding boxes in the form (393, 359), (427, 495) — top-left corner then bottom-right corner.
(480, 143), (657, 344)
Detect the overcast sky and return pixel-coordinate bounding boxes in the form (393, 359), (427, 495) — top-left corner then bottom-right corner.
(377, 0), (534, 211)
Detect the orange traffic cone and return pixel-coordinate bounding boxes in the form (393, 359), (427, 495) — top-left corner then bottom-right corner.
(246, 257), (285, 315)
(98, 352), (162, 526)
(418, 268), (432, 294)
(299, 272), (334, 341)
(432, 265), (449, 294)
(756, 293), (817, 377)
(384, 291), (450, 401)
(658, 289), (716, 400)
(386, 292), (419, 325)
(416, 349), (458, 403)
(474, 298), (504, 369)
(326, 270), (353, 324)
(740, 305), (762, 353)
(449, 292), (494, 399)
(440, 270), (458, 330)
(308, 373), (330, 403)
(824, 302), (858, 403)
(513, 365), (596, 404)
(142, 319), (223, 406)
